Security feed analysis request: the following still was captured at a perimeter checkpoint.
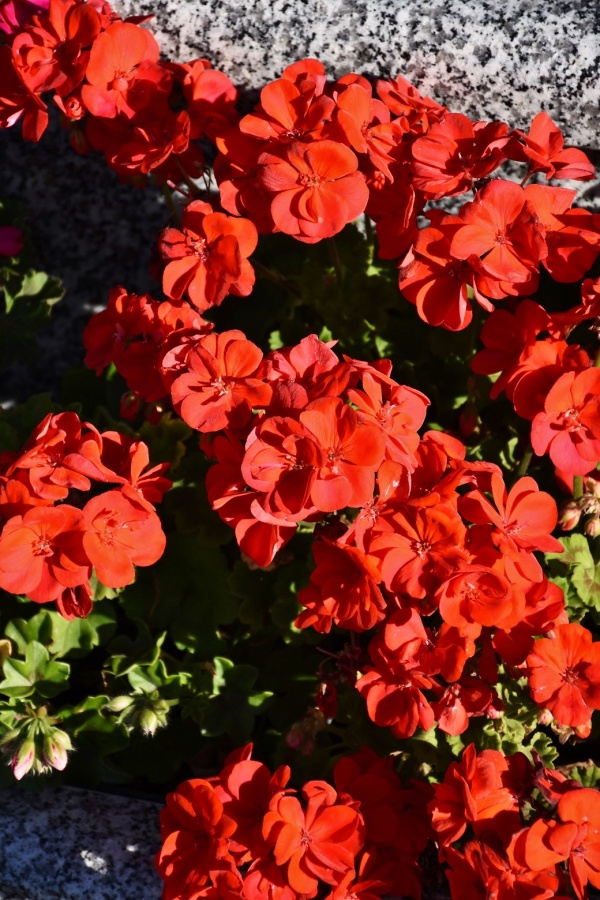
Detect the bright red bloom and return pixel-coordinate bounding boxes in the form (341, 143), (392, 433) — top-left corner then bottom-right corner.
(346, 373), (429, 468)
(428, 743), (521, 847)
(214, 129), (275, 234)
(355, 609), (435, 739)
(526, 623), (600, 728)
(375, 74), (445, 133)
(64, 428), (172, 508)
(399, 216), (478, 331)
(296, 539), (387, 633)
(369, 502), (468, 600)
(178, 58), (238, 141)
(0, 505), (89, 602)
(0, 45), (48, 140)
(12, 0), (100, 96)
(7, 411), (91, 500)
(299, 397), (385, 512)
(334, 81), (404, 178)
(214, 755), (291, 862)
(531, 368), (600, 474)
(450, 180), (546, 287)
(157, 778), (236, 900)
(262, 783), (364, 896)
(521, 788), (600, 899)
(436, 565), (521, 631)
(258, 140), (369, 242)
(459, 474), (563, 581)
(445, 837), (560, 900)
(107, 109), (195, 178)
(240, 74), (335, 144)
(207, 434), (296, 567)
(241, 415), (321, 521)
(171, 330), (271, 433)
(411, 113), (510, 198)
(524, 184), (600, 283)
(160, 201), (258, 312)
(507, 338), (590, 422)
(81, 21), (166, 118)
(470, 300), (551, 400)
(261, 333), (351, 414)
(512, 111), (596, 181)
(82, 489), (166, 588)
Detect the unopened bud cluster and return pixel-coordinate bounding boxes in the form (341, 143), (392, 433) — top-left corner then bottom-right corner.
(105, 691), (170, 736)
(559, 474), (600, 537)
(0, 705), (72, 780)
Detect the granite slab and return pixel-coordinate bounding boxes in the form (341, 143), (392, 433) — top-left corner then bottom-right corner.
(0, 787), (163, 900)
(113, 0), (600, 149)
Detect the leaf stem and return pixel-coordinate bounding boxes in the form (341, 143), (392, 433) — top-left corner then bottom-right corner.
(327, 236), (344, 287)
(159, 181), (181, 227)
(253, 259), (300, 298)
(515, 443), (534, 480)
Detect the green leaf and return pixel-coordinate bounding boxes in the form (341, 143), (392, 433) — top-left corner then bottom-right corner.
(572, 560), (600, 610)
(0, 641), (70, 699)
(546, 534), (592, 568)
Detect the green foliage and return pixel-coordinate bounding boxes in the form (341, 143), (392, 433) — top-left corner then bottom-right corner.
(0, 198), (64, 363)
(547, 534), (600, 620)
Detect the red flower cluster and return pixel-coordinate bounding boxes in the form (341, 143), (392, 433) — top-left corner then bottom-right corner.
(429, 744), (600, 899)
(156, 744), (432, 900)
(472, 277), (600, 476)
(399, 181), (600, 331)
(0, 0), (237, 179)
(83, 285), (213, 407)
(158, 742), (600, 900)
(0, 411), (170, 617)
(82, 285), (599, 735)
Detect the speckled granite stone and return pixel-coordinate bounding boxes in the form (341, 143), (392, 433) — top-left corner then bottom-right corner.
(113, 0), (600, 149)
(0, 787), (163, 899)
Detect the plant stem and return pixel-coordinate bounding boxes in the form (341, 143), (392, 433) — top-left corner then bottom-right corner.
(160, 181), (180, 226)
(515, 443), (534, 480)
(573, 475), (583, 500)
(253, 259), (300, 297)
(327, 236), (344, 287)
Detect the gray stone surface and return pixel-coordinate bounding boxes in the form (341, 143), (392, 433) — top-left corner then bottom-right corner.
(115, 0), (600, 149)
(0, 787), (163, 899)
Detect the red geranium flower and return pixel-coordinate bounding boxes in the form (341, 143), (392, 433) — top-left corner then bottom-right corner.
(82, 489), (166, 588)
(295, 538), (387, 633)
(262, 784), (364, 895)
(159, 200), (258, 312)
(258, 140), (369, 242)
(531, 368), (600, 474)
(171, 330), (271, 433)
(526, 623), (600, 729)
(81, 20), (167, 118)
(0, 505), (89, 602)
(450, 180), (546, 287)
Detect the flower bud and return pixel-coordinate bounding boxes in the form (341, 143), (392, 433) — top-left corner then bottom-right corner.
(558, 501), (581, 531)
(119, 391), (142, 422)
(43, 730), (72, 772)
(139, 708), (159, 736)
(105, 695), (134, 714)
(584, 516), (600, 539)
(537, 709), (554, 727)
(11, 739), (36, 781)
(0, 639), (11, 667)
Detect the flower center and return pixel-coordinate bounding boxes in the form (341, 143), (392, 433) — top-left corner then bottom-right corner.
(299, 173), (323, 187)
